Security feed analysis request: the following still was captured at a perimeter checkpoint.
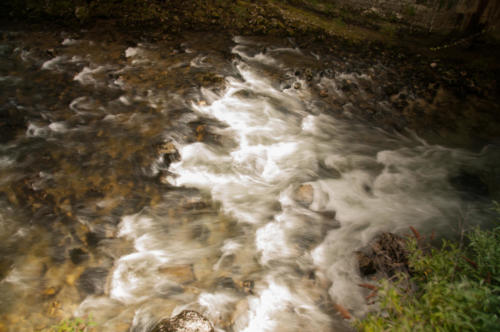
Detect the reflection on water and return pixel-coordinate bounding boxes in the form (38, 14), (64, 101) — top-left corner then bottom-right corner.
(0, 27), (499, 331)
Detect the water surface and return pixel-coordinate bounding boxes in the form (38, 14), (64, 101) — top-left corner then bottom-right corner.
(0, 28), (498, 332)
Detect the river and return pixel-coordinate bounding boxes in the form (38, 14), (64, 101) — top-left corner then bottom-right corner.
(0, 26), (498, 331)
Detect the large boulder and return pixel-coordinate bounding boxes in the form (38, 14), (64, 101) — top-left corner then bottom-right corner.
(152, 310), (214, 332)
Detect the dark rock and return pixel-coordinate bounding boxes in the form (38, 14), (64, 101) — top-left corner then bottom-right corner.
(0, 256), (13, 280)
(383, 85), (398, 96)
(152, 310), (214, 332)
(242, 280), (254, 294)
(215, 276), (236, 289)
(318, 210), (336, 220)
(356, 232), (408, 278)
(450, 171), (489, 199)
(85, 232), (102, 247)
(0, 108), (25, 143)
(69, 248), (89, 265)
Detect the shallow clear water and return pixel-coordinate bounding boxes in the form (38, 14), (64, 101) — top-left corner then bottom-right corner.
(0, 28), (499, 331)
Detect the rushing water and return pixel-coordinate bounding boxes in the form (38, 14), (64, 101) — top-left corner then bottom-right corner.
(0, 27), (499, 331)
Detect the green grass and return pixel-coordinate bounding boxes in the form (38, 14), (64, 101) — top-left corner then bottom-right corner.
(44, 316), (96, 332)
(356, 204), (500, 331)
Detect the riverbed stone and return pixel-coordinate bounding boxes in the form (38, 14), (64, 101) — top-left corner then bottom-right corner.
(158, 265), (196, 284)
(151, 310), (214, 332)
(295, 184), (314, 206)
(69, 248), (89, 265)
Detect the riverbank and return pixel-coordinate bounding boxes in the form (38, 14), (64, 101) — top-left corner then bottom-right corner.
(356, 221), (500, 331)
(2, 0), (500, 72)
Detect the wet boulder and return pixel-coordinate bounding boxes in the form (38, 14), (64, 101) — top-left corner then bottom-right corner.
(356, 232), (409, 278)
(151, 310), (214, 332)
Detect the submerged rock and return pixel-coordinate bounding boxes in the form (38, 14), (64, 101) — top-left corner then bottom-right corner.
(152, 310), (214, 332)
(77, 267), (109, 296)
(158, 265), (196, 284)
(69, 248), (89, 265)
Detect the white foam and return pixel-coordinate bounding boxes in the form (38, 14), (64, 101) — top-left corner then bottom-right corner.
(110, 251), (171, 304)
(198, 291), (240, 324)
(74, 66), (107, 85)
(213, 239), (243, 270)
(232, 45), (279, 67)
(0, 156), (14, 168)
(125, 47), (141, 58)
(26, 122), (49, 137)
(48, 122), (68, 133)
(256, 221), (296, 265)
(119, 95), (131, 105)
(62, 38), (79, 46)
(117, 214), (156, 241)
(242, 277), (332, 332)
(190, 55), (211, 68)
(41, 56), (67, 70)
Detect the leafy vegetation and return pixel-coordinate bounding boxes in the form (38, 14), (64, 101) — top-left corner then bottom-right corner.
(357, 205), (500, 331)
(44, 316), (96, 332)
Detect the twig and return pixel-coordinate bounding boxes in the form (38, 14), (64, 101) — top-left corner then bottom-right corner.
(333, 303), (352, 320)
(365, 291), (378, 300)
(359, 283), (378, 290)
(462, 255), (478, 270)
(409, 226), (421, 241)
